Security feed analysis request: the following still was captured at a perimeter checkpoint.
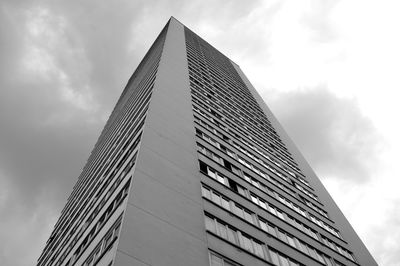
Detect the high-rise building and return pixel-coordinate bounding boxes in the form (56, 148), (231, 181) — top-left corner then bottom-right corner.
(37, 17), (377, 266)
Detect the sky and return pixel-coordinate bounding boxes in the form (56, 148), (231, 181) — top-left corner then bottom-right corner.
(0, 0), (399, 265)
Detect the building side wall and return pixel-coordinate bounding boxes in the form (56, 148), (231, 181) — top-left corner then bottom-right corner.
(114, 18), (209, 266)
(232, 63), (378, 266)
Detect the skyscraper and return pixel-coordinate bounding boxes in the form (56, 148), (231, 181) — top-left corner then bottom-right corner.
(37, 17), (377, 266)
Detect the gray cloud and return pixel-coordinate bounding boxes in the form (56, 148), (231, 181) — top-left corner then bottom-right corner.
(265, 87), (383, 183)
(0, 1), (147, 265)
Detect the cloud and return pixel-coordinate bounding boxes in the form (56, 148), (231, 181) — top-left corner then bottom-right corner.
(367, 199), (400, 266)
(0, 173), (58, 266)
(265, 86), (383, 183)
(0, 2), (122, 265)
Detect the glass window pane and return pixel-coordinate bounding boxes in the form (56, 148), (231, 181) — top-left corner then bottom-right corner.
(221, 197), (230, 210)
(233, 204), (244, 218)
(113, 224), (121, 238)
(227, 227), (237, 244)
(237, 186), (246, 196)
(268, 206), (276, 215)
(217, 222), (228, 239)
(224, 261), (236, 266)
(277, 210), (284, 220)
(208, 168), (216, 179)
(232, 166), (241, 175)
(242, 236), (253, 253)
(269, 250), (280, 265)
(287, 235), (296, 248)
(251, 195), (258, 204)
(253, 242), (264, 258)
(307, 246), (316, 258)
(217, 175), (225, 184)
(202, 186), (211, 199)
(238, 232), (245, 248)
(103, 233), (113, 250)
(260, 220), (268, 232)
(324, 256), (333, 266)
(316, 252), (325, 263)
(267, 224), (277, 237)
(252, 180), (259, 188)
(85, 256), (93, 266)
(300, 242), (309, 255)
(213, 154), (221, 163)
(211, 192), (221, 205)
(210, 254), (223, 266)
(205, 216), (216, 233)
(244, 210), (254, 224)
(280, 256), (290, 266)
(278, 230), (288, 243)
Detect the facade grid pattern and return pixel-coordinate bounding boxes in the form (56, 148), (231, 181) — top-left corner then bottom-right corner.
(184, 27), (358, 266)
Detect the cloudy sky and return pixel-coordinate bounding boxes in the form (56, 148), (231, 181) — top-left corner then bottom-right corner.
(0, 0), (399, 265)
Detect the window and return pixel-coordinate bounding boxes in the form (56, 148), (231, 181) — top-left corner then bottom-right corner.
(269, 249), (300, 266)
(278, 230), (287, 243)
(209, 252), (240, 266)
(259, 200), (267, 210)
(287, 235), (296, 248)
(221, 197), (230, 210)
(84, 255), (93, 266)
(299, 242), (308, 255)
(324, 257), (333, 266)
(92, 247), (101, 265)
(307, 246), (317, 259)
(217, 222), (228, 239)
(251, 179), (259, 188)
(210, 254), (223, 266)
(227, 150), (235, 158)
(316, 251), (325, 264)
(205, 216), (216, 233)
(205, 214), (265, 259)
(268, 205), (277, 215)
(208, 168), (217, 179)
(201, 162), (228, 186)
(102, 232), (113, 251)
(241, 234), (254, 253)
(227, 228), (237, 244)
(232, 204), (244, 218)
(201, 184), (257, 226)
(267, 224), (277, 237)
(253, 242), (264, 258)
(216, 174), (225, 184)
(251, 195), (258, 204)
(243, 210), (254, 224)
(202, 186), (211, 199)
(269, 250), (280, 265)
(276, 210), (284, 220)
(113, 223), (121, 238)
(211, 192), (221, 205)
(279, 256), (290, 266)
(259, 219), (268, 232)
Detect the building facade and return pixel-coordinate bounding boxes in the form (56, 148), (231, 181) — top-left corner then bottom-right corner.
(37, 17), (377, 266)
